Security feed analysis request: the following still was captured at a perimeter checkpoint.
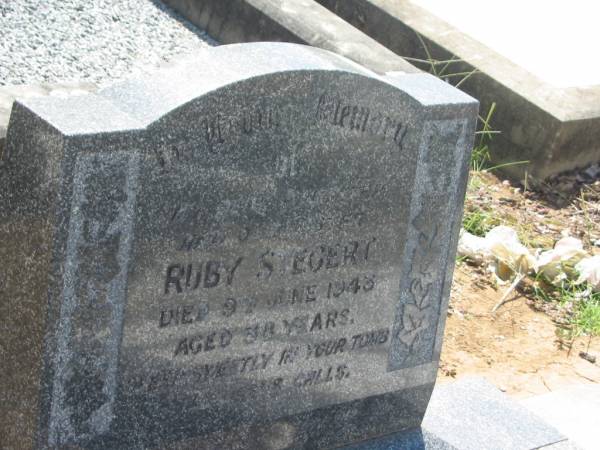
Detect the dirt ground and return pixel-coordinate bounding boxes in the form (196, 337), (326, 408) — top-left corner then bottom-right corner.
(438, 267), (600, 399)
(437, 168), (600, 398)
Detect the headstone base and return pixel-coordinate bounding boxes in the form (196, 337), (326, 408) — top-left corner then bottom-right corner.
(345, 377), (574, 450)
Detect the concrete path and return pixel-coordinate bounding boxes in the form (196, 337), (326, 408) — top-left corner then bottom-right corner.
(521, 384), (600, 450)
(411, 0), (600, 88)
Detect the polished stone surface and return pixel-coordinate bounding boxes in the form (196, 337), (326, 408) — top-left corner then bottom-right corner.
(348, 378), (568, 450)
(0, 43), (477, 449)
(422, 378), (565, 450)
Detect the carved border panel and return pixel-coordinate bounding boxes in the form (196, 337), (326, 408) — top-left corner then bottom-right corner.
(388, 118), (468, 370)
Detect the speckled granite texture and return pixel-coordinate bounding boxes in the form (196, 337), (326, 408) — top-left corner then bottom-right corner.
(0, 0), (216, 87)
(0, 43), (477, 449)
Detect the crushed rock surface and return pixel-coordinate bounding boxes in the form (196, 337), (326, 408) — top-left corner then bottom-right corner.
(0, 0), (217, 87)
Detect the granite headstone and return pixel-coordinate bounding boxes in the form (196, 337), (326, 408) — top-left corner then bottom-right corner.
(0, 43), (477, 449)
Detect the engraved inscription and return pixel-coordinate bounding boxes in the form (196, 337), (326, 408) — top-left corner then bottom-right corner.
(164, 257), (244, 293)
(256, 238), (376, 279)
(144, 230), (385, 398)
(129, 326), (391, 391)
(152, 104), (283, 173)
(315, 93), (408, 149)
(164, 180), (388, 251)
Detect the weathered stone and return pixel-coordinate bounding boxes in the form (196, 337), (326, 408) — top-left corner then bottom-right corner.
(0, 43), (477, 449)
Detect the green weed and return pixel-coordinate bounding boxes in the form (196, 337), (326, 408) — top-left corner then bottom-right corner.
(470, 102), (528, 173)
(532, 276), (600, 337)
(409, 33), (532, 174)
(574, 296), (600, 337)
(471, 103), (495, 171)
(462, 206), (499, 237)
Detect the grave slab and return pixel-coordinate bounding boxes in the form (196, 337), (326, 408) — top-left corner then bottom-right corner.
(347, 378), (569, 450)
(317, 0), (600, 180)
(0, 42), (476, 449)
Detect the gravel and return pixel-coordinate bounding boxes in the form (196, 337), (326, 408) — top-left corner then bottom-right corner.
(0, 0), (218, 87)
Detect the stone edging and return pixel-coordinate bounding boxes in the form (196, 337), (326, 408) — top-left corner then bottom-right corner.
(160, 0), (419, 75)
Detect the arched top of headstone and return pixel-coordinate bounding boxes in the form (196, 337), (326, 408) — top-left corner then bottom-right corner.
(13, 43), (474, 136)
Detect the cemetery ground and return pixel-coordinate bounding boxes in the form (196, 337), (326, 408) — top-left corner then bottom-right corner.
(440, 164), (600, 397)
